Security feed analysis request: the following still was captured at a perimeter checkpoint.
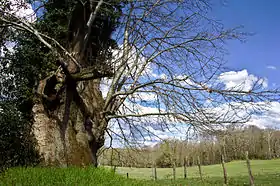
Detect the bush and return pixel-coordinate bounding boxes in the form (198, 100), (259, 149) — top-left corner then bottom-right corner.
(155, 152), (172, 168)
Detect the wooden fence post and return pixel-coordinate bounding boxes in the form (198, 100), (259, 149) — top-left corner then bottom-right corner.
(245, 151), (255, 186)
(172, 161), (176, 180)
(221, 154), (228, 185)
(197, 156), (202, 181)
(112, 165), (116, 174)
(184, 156), (188, 179)
(153, 162), (157, 180)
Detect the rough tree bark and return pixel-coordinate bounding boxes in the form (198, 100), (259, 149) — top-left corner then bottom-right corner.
(32, 78), (107, 166)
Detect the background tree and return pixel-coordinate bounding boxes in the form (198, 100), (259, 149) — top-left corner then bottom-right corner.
(0, 101), (40, 172)
(99, 126), (280, 168)
(0, 0), (279, 168)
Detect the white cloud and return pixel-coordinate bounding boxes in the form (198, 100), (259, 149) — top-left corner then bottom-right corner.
(105, 119), (193, 148)
(105, 100), (280, 148)
(101, 46), (157, 98)
(110, 46), (151, 76)
(131, 92), (157, 102)
(9, 0), (36, 22)
(0, 1), (36, 56)
(100, 78), (112, 99)
(266, 65), (277, 70)
(120, 100), (162, 115)
(245, 102), (280, 129)
(202, 101), (280, 130)
(173, 74), (196, 87)
(218, 69), (268, 91)
(158, 73), (167, 80)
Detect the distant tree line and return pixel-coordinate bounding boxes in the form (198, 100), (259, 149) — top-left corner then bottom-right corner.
(100, 125), (280, 168)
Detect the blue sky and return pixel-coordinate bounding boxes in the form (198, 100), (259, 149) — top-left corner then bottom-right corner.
(212, 0), (280, 87)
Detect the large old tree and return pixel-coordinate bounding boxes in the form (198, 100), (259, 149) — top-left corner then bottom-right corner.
(0, 0), (279, 167)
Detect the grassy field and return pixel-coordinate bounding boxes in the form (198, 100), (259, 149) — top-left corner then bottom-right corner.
(115, 159), (280, 180)
(0, 159), (280, 185)
(114, 159), (280, 185)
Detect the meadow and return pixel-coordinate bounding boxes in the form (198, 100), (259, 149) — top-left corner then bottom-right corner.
(1, 159), (280, 185)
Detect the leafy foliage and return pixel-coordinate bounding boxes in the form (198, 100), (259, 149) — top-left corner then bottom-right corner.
(1, 0), (125, 111)
(0, 0), (126, 167)
(0, 101), (40, 172)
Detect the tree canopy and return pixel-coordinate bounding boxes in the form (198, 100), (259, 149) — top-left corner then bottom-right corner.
(0, 0), (279, 167)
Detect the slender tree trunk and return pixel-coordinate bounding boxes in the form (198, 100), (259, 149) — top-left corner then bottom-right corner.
(223, 135), (227, 162)
(245, 151), (255, 186)
(221, 154), (228, 185)
(153, 161), (157, 180)
(172, 161), (176, 180)
(197, 156), (202, 181)
(267, 132), (272, 160)
(184, 156), (188, 179)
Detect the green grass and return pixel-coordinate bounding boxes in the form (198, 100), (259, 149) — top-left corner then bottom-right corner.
(1, 159), (280, 185)
(0, 167), (156, 186)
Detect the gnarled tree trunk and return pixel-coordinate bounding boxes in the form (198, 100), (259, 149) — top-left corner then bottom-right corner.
(31, 0), (116, 167)
(32, 77), (107, 167)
